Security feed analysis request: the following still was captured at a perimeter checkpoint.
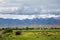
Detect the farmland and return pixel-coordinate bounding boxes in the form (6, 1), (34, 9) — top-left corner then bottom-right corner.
(0, 27), (60, 40)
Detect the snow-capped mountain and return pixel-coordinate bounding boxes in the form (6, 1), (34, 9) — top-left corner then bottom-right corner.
(0, 17), (60, 27)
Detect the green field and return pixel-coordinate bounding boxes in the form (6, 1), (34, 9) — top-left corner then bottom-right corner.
(0, 28), (60, 40)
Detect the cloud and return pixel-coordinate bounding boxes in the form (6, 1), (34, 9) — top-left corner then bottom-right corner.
(0, 6), (60, 15)
(0, 5), (60, 15)
(0, 14), (60, 20)
(0, 7), (19, 13)
(0, 0), (60, 7)
(0, 0), (60, 15)
(0, 0), (5, 3)
(0, 14), (36, 20)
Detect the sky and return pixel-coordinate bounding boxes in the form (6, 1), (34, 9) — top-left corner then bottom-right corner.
(0, 0), (60, 20)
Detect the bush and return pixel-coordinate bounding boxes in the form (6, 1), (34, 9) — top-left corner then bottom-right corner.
(2, 28), (5, 30)
(3, 28), (13, 34)
(0, 29), (2, 31)
(15, 31), (22, 35)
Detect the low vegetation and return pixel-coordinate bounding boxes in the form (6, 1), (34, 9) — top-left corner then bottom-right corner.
(0, 27), (60, 40)
(3, 27), (13, 34)
(15, 31), (22, 35)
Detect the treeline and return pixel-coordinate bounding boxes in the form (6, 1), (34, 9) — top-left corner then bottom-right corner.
(0, 27), (60, 30)
(0, 27), (60, 35)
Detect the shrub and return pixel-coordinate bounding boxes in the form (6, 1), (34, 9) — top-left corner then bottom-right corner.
(3, 28), (13, 34)
(15, 31), (22, 35)
(2, 28), (5, 30)
(0, 29), (2, 31)
(25, 27), (29, 30)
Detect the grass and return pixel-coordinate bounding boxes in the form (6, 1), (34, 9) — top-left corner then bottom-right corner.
(0, 28), (60, 40)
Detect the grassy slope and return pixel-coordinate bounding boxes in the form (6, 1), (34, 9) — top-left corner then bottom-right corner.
(0, 29), (60, 40)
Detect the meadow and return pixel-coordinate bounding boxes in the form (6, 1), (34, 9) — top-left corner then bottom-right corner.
(0, 27), (60, 40)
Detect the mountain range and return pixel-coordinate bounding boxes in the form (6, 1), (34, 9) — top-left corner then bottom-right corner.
(0, 18), (60, 27)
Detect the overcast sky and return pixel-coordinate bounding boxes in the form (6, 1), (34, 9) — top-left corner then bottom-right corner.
(0, 0), (60, 19)
(0, 0), (60, 7)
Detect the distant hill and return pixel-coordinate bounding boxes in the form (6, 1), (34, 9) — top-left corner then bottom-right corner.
(0, 18), (60, 27)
